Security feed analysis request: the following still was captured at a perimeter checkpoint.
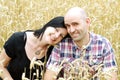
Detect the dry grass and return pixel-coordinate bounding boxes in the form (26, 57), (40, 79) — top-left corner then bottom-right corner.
(48, 47), (118, 80)
(0, 0), (120, 79)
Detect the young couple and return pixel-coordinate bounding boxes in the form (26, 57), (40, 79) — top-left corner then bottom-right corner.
(0, 7), (118, 80)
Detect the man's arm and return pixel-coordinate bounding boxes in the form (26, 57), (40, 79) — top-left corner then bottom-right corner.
(110, 71), (118, 80)
(103, 38), (118, 80)
(44, 69), (57, 80)
(104, 67), (118, 80)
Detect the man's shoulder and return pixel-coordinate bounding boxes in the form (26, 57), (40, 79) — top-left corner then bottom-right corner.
(90, 32), (110, 43)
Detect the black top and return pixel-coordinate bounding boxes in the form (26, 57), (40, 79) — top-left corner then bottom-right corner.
(3, 31), (53, 80)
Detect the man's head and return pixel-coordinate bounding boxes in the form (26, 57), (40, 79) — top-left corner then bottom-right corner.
(64, 7), (90, 41)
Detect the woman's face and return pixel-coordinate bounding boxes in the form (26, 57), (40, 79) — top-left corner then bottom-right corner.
(43, 26), (67, 45)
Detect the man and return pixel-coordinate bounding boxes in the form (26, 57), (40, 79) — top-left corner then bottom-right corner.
(44, 7), (118, 80)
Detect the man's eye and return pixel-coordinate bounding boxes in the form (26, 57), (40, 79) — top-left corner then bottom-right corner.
(73, 23), (78, 26)
(65, 24), (70, 28)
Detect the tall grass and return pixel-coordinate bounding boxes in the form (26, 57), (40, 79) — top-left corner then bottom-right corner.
(0, 0), (120, 79)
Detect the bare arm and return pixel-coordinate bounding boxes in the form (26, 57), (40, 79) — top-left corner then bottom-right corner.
(106, 72), (118, 80)
(103, 67), (118, 80)
(0, 49), (13, 80)
(108, 71), (118, 80)
(44, 69), (57, 80)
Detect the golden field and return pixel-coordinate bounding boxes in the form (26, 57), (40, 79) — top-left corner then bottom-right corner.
(0, 0), (120, 79)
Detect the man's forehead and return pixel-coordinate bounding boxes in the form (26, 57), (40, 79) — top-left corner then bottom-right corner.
(65, 15), (81, 23)
(65, 7), (87, 20)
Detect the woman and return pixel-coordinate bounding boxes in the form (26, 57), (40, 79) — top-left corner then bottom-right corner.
(0, 16), (68, 80)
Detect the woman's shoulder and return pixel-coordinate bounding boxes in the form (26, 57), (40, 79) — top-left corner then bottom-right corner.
(5, 31), (27, 45)
(12, 30), (33, 37)
(11, 31), (25, 38)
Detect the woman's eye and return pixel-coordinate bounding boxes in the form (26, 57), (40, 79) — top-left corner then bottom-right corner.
(55, 28), (58, 32)
(60, 34), (64, 38)
(55, 28), (64, 38)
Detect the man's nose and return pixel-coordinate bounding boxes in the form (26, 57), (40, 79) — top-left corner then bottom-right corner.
(70, 26), (75, 33)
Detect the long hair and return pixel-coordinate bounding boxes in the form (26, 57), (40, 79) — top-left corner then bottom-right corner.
(33, 16), (66, 41)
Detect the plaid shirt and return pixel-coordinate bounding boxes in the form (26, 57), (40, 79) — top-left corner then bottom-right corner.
(46, 32), (117, 79)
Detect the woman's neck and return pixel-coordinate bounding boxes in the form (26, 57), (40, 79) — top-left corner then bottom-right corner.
(31, 32), (49, 49)
(26, 32), (50, 60)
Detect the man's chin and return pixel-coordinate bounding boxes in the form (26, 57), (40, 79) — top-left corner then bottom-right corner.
(72, 37), (82, 41)
(73, 38), (79, 41)
(71, 36), (78, 39)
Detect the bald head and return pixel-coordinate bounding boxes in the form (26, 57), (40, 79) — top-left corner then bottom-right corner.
(65, 7), (88, 21)
(64, 7), (90, 41)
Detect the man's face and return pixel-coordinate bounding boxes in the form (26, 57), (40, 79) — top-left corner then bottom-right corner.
(65, 15), (89, 41)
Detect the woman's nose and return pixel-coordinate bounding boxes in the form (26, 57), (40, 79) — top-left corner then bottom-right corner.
(55, 32), (61, 38)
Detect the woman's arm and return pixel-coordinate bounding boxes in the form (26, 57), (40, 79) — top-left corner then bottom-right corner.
(0, 49), (13, 80)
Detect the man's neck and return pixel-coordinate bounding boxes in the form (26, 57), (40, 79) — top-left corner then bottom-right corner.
(74, 32), (90, 48)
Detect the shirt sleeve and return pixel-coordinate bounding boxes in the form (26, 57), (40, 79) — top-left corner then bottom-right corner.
(46, 44), (61, 72)
(3, 33), (16, 58)
(103, 38), (118, 71)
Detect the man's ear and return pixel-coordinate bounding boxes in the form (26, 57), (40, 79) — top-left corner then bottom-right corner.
(86, 17), (91, 25)
(86, 17), (90, 30)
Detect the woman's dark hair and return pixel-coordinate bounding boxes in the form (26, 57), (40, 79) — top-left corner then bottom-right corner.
(33, 16), (66, 41)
